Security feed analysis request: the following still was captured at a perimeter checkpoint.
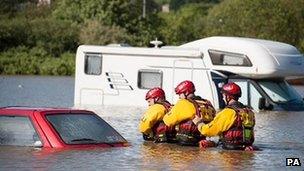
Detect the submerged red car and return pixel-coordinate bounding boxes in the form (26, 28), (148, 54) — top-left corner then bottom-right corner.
(0, 107), (128, 148)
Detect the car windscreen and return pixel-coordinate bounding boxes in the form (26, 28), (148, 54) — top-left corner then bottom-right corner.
(46, 114), (126, 145)
(257, 80), (302, 103)
(0, 116), (41, 146)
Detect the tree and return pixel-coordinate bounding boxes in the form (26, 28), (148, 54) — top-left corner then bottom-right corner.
(159, 3), (213, 45)
(79, 20), (130, 45)
(169, 0), (221, 10)
(53, 0), (161, 46)
(204, 0), (304, 51)
(0, 0), (37, 16)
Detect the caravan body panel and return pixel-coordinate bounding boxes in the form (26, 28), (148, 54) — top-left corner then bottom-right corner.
(74, 37), (304, 111)
(74, 46), (216, 107)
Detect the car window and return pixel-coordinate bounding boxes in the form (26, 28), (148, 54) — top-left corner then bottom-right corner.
(46, 114), (126, 144)
(0, 116), (41, 146)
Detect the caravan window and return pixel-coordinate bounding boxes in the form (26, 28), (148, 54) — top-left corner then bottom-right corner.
(84, 53), (102, 75)
(257, 80), (302, 102)
(208, 50), (252, 67)
(138, 70), (162, 89)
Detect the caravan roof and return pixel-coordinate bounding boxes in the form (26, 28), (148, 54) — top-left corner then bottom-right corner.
(181, 36), (301, 55)
(181, 36), (304, 78)
(77, 45), (202, 58)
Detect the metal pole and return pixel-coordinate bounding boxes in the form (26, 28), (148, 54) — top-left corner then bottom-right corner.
(143, 0), (146, 18)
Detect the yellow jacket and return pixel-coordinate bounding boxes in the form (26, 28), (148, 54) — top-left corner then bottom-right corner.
(198, 108), (236, 137)
(139, 104), (167, 134)
(163, 99), (196, 127)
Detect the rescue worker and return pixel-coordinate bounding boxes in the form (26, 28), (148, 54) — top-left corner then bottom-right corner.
(163, 80), (216, 146)
(192, 82), (255, 150)
(139, 87), (176, 143)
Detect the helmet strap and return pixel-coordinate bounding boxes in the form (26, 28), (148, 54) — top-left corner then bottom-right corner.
(147, 98), (155, 106)
(225, 95), (238, 105)
(187, 93), (194, 99)
(224, 94), (232, 105)
(179, 93), (186, 99)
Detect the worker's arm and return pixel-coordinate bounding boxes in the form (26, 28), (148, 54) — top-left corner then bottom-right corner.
(163, 109), (179, 127)
(163, 99), (196, 127)
(139, 104), (166, 134)
(198, 108), (236, 137)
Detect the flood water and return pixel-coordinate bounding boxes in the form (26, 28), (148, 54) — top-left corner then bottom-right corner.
(0, 75), (304, 170)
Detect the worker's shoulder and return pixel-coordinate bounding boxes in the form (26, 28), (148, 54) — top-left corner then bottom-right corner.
(218, 108), (237, 116)
(149, 103), (166, 111)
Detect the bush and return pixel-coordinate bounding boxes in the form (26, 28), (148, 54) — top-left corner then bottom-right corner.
(29, 18), (79, 56)
(0, 16), (79, 56)
(0, 46), (75, 75)
(79, 20), (130, 45)
(0, 17), (31, 51)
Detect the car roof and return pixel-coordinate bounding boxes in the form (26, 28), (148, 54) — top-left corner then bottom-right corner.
(0, 106), (93, 116)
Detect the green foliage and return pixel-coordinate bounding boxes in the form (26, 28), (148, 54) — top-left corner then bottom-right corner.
(159, 3), (213, 45)
(19, 3), (53, 19)
(0, 46), (75, 75)
(39, 52), (75, 75)
(0, 0), (37, 16)
(79, 20), (130, 45)
(169, 0), (220, 10)
(205, 0), (304, 49)
(52, 0), (160, 46)
(53, 0), (157, 25)
(128, 16), (162, 46)
(0, 16), (79, 56)
(0, 17), (31, 51)
(29, 18), (79, 56)
(155, 0), (170, 5)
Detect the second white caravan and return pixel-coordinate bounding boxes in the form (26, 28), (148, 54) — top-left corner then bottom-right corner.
(74, 36), (304, 111)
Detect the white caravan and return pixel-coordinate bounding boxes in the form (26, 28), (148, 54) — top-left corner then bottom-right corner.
(74, 36), (304, 111)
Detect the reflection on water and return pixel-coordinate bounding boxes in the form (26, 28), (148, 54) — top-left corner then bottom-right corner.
(0, 76), (304, 170)
(140, 143), (258, 170)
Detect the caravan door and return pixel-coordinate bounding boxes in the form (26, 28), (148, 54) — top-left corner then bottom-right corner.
(171, 59), (194, 103)
(210, 71), (227, 109)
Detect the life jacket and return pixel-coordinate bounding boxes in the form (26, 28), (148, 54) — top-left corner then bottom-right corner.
(190, 98), (216, 123)
(175, 98), (215, 146)
(151, 101), (176, 143)
(221, 102), (255, 150)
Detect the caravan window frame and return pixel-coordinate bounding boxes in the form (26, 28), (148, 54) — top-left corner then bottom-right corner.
(137, 69), (163, 89)
(84, 53), (102, 75)
(208, 50), (252, 67)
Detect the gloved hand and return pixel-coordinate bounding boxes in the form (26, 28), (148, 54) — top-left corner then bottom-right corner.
(192, 115), (203, 126)
(199, 140), (216, 148)
(244, 146), (254, 151)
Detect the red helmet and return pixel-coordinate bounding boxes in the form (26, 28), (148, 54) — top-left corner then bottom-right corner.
(175, 80), (195, 95)
(145, 87), (165, 100)
(221, 82), (241, 98)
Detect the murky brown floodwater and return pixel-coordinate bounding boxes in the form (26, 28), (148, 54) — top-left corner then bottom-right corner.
(0, 76), (304, 170)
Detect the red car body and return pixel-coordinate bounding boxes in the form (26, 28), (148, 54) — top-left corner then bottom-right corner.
(0, 107), (128, 148)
